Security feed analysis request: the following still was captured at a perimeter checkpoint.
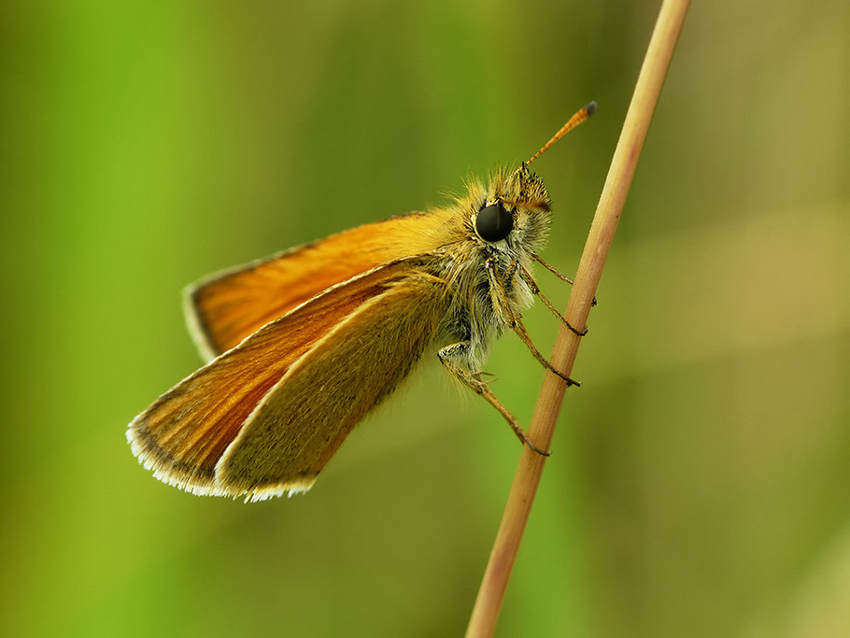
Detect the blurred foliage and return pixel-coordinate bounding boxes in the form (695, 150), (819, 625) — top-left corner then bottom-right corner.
(1, 1), (849, 636)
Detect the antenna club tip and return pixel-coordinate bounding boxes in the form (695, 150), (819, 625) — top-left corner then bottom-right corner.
(585, 101), (597, 116)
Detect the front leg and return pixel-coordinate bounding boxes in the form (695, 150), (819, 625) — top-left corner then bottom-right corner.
(437, 341), (550, 456)
(516, 262), (588, 337)
(484, 259), (581, 387)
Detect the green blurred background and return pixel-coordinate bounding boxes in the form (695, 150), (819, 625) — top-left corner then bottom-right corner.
(2, 1), (848, 636)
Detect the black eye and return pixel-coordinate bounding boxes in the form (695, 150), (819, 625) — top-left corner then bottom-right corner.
(475, 203), (513, 242)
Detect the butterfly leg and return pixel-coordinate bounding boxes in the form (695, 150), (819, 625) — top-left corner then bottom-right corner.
(487, 260), (581, 387)
(532, 253), (598, 307)
(532, 253), (574, 285)
(511, 316), (581, 387)
(437, 342), (550, 456)
(516, 263), (588, 337)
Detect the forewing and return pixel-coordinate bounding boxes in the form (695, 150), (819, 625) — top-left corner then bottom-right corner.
(186, 212), (443, 359)
(217, 269), (450, 501)
(127, 258), (438, 497)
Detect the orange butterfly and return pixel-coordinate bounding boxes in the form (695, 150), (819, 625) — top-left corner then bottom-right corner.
(127, 103), (595, 502)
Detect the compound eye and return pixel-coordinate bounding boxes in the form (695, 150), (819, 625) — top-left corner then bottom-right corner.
(475, 203), (513, 242)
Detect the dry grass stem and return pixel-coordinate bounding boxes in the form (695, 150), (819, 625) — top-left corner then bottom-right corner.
(465, 0), (691, 635)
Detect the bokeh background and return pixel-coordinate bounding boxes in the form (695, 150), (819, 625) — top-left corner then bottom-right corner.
(2, 1), (848, 636)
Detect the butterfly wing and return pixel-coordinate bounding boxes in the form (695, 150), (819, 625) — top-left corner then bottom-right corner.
(128, 257), (449, 500)
(186, 212), (446, 359)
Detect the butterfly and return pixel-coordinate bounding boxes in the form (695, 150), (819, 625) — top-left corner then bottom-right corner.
(127, 103), (595, 502)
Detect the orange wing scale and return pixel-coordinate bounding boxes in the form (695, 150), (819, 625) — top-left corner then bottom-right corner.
(128, 258), (448, 500)
(186, 213), (446, 358)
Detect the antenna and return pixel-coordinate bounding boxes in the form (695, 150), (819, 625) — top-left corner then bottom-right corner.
(527, 101), (596, 165)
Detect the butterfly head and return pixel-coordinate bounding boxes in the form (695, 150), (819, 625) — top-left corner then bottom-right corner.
(471, 163), (551, 257)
